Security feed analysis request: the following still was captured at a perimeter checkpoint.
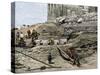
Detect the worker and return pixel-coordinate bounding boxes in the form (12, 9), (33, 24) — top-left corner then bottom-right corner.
(19, 32), (26, 47)
(67, 47), (81, 67)
(48, 52), (54, 64)
(31, 29), (39, 46)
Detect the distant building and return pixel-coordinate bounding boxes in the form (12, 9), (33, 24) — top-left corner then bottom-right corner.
(47, 4), (97, 22)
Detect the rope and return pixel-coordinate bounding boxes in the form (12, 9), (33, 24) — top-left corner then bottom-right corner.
(16, 50), (61, 68)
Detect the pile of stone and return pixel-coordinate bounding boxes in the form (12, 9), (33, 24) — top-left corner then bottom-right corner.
(55, 12), (97, 25)
(56, 16), (78, 25)
(82, 12), (97, 22)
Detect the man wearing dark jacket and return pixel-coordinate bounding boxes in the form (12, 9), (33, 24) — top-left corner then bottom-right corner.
(67, 47), (80, 67)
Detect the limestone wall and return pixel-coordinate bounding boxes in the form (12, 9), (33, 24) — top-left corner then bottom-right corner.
(47, 4), (97, 22)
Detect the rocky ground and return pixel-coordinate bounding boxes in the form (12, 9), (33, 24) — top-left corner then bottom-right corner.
(14, 31), (97, 73)
(14, 46), (97, 73)
(13, 21), (97, 73)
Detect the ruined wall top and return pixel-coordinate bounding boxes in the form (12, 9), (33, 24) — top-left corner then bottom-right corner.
(47, 4), (97, 22)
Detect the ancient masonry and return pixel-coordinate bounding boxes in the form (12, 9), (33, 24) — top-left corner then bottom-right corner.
(47, 4), (97, 32)
(47, 4), (97, 22)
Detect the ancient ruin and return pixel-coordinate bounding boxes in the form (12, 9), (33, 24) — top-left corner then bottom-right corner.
(11, 3), (97, 73)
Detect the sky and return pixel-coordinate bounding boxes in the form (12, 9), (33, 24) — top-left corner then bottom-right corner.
(15, 2), (48, 27)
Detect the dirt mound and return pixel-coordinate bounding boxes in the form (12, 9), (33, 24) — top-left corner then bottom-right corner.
(68, 32), (97, 59)
(72, 32), (97, 47)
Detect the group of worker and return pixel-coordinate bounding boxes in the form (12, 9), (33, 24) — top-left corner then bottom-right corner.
(15, 29), (39, 47)
(15, 29), (81, 67)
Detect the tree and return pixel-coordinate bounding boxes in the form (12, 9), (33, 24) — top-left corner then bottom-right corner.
(23, 24), (26, 28)
(27, 25), (30, 27)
